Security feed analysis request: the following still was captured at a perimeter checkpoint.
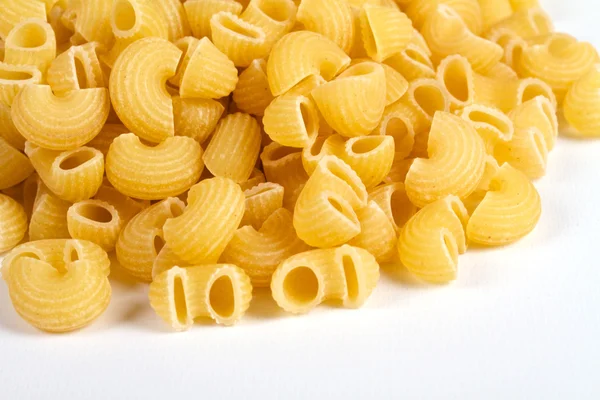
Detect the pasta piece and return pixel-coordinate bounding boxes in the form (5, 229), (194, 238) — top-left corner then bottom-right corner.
(422, 5), (502, 73)
(152, 245), (190, 279)
(11, 85), (110, 150)
(405, 111), (486, 208)
(383, 158), (414, 184)
(154, 0), (192, 41)
(509, 96), (557, 150)
(267, 31), (351, 96)
(381, 63), (409, 106)
(149, 264), (252, 330)
(69, 0), (114, 45)
(509, 0), (539, 11)
(203, 113), (262, 183)
(270, 245), (379, 313)
(263, 93), (320, 148)
(563, 65), (600, 137)
(46, 42), (106, 95)
(488, 7), (552, 39)
(296, 0), (354, 54)
(495, 126), (547, 179)
(0, 101), (26, 150)
(463, 154), (501, 213)
(348, 201), (397, 263)
(261, 142), (308, 210)
(436, 54), (474, 111)
(173, 96), (224, 144)
(3, 19), (56, 77)
(478, 0), (513, 31)
(171, 36), (238, 99)
(301, 135), (337, 176)
(184, 0), (243, 39)
(384, 43), (435, 81)
(483, 61), (519, 81)
(241, 182), (284, 229)
(109, 38), (181, 143)
(93, 182), (149, 223)
(311, 61), (386, 137)
(239, 168), (266, 192)
(405, 0), (482, 34)
(0, 62), (42, 106)
(221, 208), (310, 287)
(67, 200), (122, 252)
(240, 0), (297, 46)
(0, 0), (47, 40)
(284, 74), (328, 96)
(397, 195), (468, 283)
(0, 194), (27, 253)
(360, 5), (412, 63)
(374, 101), (417, 160)
(0, 137), (34, 190)
(233, 59), (274, 116)
(106, 133), (204, 200)
(25, 144), (104, 203)
(29, 179), (71, 241)
(467, 163), (541, 245)
(210, 11), (268, 67)
(86, 124), (129, 156)
(163, 177), (245, 264)
(459, 104), (514, 153)
(368, 182), (416, 233)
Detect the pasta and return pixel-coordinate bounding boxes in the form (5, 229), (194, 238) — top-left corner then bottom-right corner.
(301, 135), (336, 176)
(0, 102), (26, 150)
(487, 7), (552, 40)
(508, 96), (557, 150)
(374, 102), (417, 160)
(210, 11), (269, 67)
(436, 54), (474, 111)
(3, 18), (56, 77)
(232, 59), (274, 116)
(0, 137), (34, 190)
(46, 42), (106, 95)
(563, 64), (600, 137)
(86, 124), (130, 156)
(384, 43), (435, 81)
(263, 93), (320, 148)
(184, 0), (243, 39)
(154, 0), (191, 41)
(0, 0), (47, 40)
(478, 0), (513, 31)
(381, 63), (409, 106)
(459, 104), (514, 154)
(240, 182), (285, 230)
(348, 200), (397, 263)
(0, 194), (27, 253)
(239, 168), (266, 192)
(405, 0), (483, 34)
(69, 0), (114, 45)
(149, 264), (252, 330)
(93, 182), (149, 223)
(240, 0), (297, 46)
(368, 182), (416, 233)
(397, 195), (468, 284)
(296, 0), (354, 54)
(467, 163), (541, 245)
(67, 200), (123, 252)
(0, 62), (42, 107)
(28, 177), (72, 241)
(203, 113), (262, 183)
(270, 245), (380, 313)
(172, 96), (224, 144)
(106, 133), (204, 200)
(152, 245), (189, 279)
(383, 158), (414, 184)
(359, 4), (413, 62)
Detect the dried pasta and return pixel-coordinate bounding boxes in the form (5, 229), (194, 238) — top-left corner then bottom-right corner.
(3, 19), (56, 77)
(478, 0), (513, 31)
(0, 62), (42, 107)
(384, 44), (435, 81)
(368, 182), (417, 233)
(67, 200), (123, 252)
(46, 42), (106, 95)
(93, 182), (149, 224)
(263, 93), (320, 148)
(348, 201), (397, 263)
(240, 0), (297, 46)
(563, 65), (600, 137)
(232, 59), (274, 116)
(296, 0), (354, 54)
(210, 11), (269, 67)
(240, 182), (285, 230)
(86, 124), (130, 156)
(359, 4), (412, 62)
(405, 0), (483, 34)
(28, 177), (72, 241)
(0, 0), (47, 40)
(0, 137), (34, 190)
(459, 104), (514, 154)
(184, 0), (243, 39)
(0, 194), (27, 253)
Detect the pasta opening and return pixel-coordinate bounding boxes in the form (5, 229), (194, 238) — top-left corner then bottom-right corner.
(69, 248), (79, 262)
(519, 80), (553, 105)
(308, 136), (326, 157)
(268, 145), (297, 162)
(59, 149), (96, 170)
(113, 0), (137, 32)
(209, 275), (235, 319)
(390, 189), (412, 228)
(342, 255), (359, 302)
(413, 85), (446, 117)
(255, 0), (294, 22)
(283, 266), (319, 305)
(385, 116), (413, 152)
(0, 70), (33, 81)
(490, 30), (515, 48)
(340, 63), (377, 79)
(443, 61), (470, 102)
(219, 15), (263, 39)
(78, 203), (113, 223)
(362, 17), (377, 58)
(351, 136), (384, 154)
(173, 275), (188, 326)
(300, 101), (317, 137)
(10, 23), (47, 48)
(74, 56), (89, 89)
(153, 235), (165, 255)
(324, 161), (365, 201)
(405, 48), (432, 68)
(467, 110), (511, 135)
(169, 202), (184, 218)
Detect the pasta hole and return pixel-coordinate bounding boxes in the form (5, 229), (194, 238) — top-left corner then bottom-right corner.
(351, 136), (383, 154)
(74, 56), (88, 89)
(308, 136), (326, 157)
(59, 150), (96, 170)
(468, 110), (510, 135)
(443, 61), (470, 102)
(255, 0), (294, 22)
(300, 101), (317, 136)
(362, 17), (377, 56)
(283, 266), (319, 305)
(209, 275), (235, 319)
(0, 70), (33, 81)
(220, 16), (262, 39)
(70, 248), (79, 262)
(113, 0), (137, 32)
(405, 48), (432, 68)
(342, 255), (359, 302)
(173, 275), (188, 325)
(390, 189), (413, 228)
(520, 81), (552, 105)
(77, 203), (113, 223)
(385, 117), (413, 151)
(413, 85), (446, 117)
(169, 202), (184, 218)
(10, 23), (47, 48)
(268, 145), (297, 161)
(153, 235), (165, 255)
(443, 232), (459, 266)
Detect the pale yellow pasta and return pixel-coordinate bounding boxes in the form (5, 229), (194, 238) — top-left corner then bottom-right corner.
(203, 113), (262, 183)
(509, 95), (557, 150)
(436, 54), (474, 111)
(478, 0), (513, 31)
(163, 177), (245, 264)
(93, 182), (149, 223)
(154, 0), (192, 41)
(232, 59), (274, 116)
(116, 197), (184, 282)
(495, 126), (547, 179)
(267, 31), (351, 96)
(173, 96), (224, 144)
(150, 264), (252, 330)
(0, 194), (27, 253)
(301, 135), (337, 176)
(296, 0), (354, 54)
(509, 0), (539, 11)
(210, 11), (268, 67)
(463, 154), (501, 213)
(239, 168), (266, 192)
(312, 61), (386, 137)
(184, 0), (243, 39)
(381, 63), (409, 106)
(67, 200), (122, 252)
(240, 0), (297, 46)
(383, 158), (414, 184)
(483, 60), (519, 80)
(221, 208), (310, 287)
(405, 0), (483, 34)
(271, 244), (379, 313)
(4, 18), (56, 77)
(368, 182), (416, 233)
(46, 42), (106, 95)
(240, 182), (285, 229)
(0, 0), (47, 40)
(0, 62), (42, 106)
(348, 200), (397, 263)
(0, 137), (34, 190)
(405, 111), (486, 208)
(563, 65), (600, 137)
(69, 0), (114, 45)
(29, 180), (71, 241)
(422, 5), (502, 73)
(11, 85), (110, 150)
(263, 93), (320, 148)
(85, 124), (129, 156)
(459, 104), (514, 153)
(384, 43), (435, 81)
(359, 4), (412, 62)
(152, 245), (189, 279)
(397, 195), (468, 284)
(467, 163), (541, 245)
(261, 142), (309, 210)
(106, 133), (204, 200)
(171, 36), (238, 99)
(488, 7), (552, 39)
(374, 102), (417, 160)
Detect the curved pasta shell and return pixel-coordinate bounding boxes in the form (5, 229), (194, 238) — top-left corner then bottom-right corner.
(478, 0), (513, 31)
(436, 54), (475, 111)
(86, 124), (129, 156)
(4, 18), (56, 77)
(467, 163), (541, 245)
(0, 194), (27, 253)
(233, 59), (274, 116)
(301, 135), (338, 176)
(67, 200), (123, 252)
(263, 93), (320, 148)
(70, 0), (114, 45)
(368, 182), (417, 233)
(93, 182), (149, 223)
(384, 44), (435, 81)
(487, 7), (552, 39)
(405, 111), (486, 208)
(405, 0), (483, 34)
(348, 201), (397, 263)
(28, 178), (72, 241)
(563, 65), (600, 137)
(46, 42), (106, 95)
(383, 158), (414, 184)
(360, 5), (412, 62)
(173, 96), (224, 144)
(0, 137), (34, 190)
(0, 62), (42, 107)
(152, 245), (189, 279)
(374, 102), (417, 160)
(0, 102), (25, 150)
(297, 0), (354, 54)
(184, 0), (243, 39)
(240, 182), (284, 230)
(381, 63), (409, 106)
(240, 0), (297, 46)
(154, 0), (192, 41)
(509, 96), (557, 150)
(210, 11), (269, 67)
(397, 196), (468, 284)
(459, 104), (514, 154)
(495, 126), (547, 179)
(0, 0), (46, 40)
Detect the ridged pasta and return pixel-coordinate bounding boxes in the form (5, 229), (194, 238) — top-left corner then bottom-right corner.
(46, 42), (106, 95)
(86, 124), (129, 156)
(508, 95), (557, 150)
(106, 133), (204, 200)
(163, 177), (245, 264)
(0, 0), (47, 40)
(397, 195), (468, 283)
(263, 93), (320, 148)
(221, 208), (310, 287)
(210, 11), (268, 67)
(360, 5), (412, 62)
(270, 245), (379, 313)
(11, 85), (110, 150)
(383, 158), (414, 184)
(488, 7), (552, 39)
(93, 182), (149, 223)
(0, 137), (34, 190)
(348, 200), (397, 263)
(0, 194), (27, 253)
(149, 264), (252, 330)
(405, 0), (483, 34)
(296, 0), (354, 54)
(69, 0), (114, 45)
(478, 0), (513, 31)
(405, 111), (486, 208)
(0, 102), (26, 151)
(301, 135), (336, 176)
(260, 143), (309, 210)
(459, 104), (514, 153)
(232, 59), (274, 116)
(173, 96), (224, 144)
(563, 65), (600, 137)
(67, 200), (123, 252)
(28, 177), (72, 241)
(384, 43), (435, 81)
(467, 163), (541, 245)
(368, 182), (416, 233)
(154, 0), (191, 41)
(3, 18), (56, 77)
(240, 0), (297, 46)
(374, 102), (417, 160)
(0, 62), (42, 106)
(495, 125), (547, 179)
(436, 54), (474, 111)
(267, 31), (351, 96)
(239, 168), (266, 192)
(483, 60), (519, 80)
(381, 63), (409, 106)
(151, 245), (189, 279)
(184, 0), (243, 39)
(240, 182), (285, 229)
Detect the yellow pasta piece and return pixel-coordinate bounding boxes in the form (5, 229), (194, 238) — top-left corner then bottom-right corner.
(86, 124), (129, 156)
(509, 95), (557, 150)
(0, 0), (47, 41)
(261, 142), (309, 210)
(405, 0), (483, 34)
(3, 18), (56, 77)
(184, 0), (243, 39)
(163, 177), (245, 264)
(495, 125), (547, 179)
(422, 5), (502, 73)
(46, 42), (105, 95)
(106, 133), (204, 200)
(0, 62), (42, 106)
(210, 11), (268, 67)
(69, 0), (114, 45)
(0, 194), (27, 253)
(93, 182), (149, 223)
(397, 195), (468, 284)
(374, 101), (417, 160)
(67, 200), (122, 252)
(296, 0), (354, 54)
(267, 31), (351, 96)
(28, 179), (71, 241)
(239, 168), (266, 192)
(359, 4), (412, 63)
(405, 111), (486, 208)
(154, 0), (192, 41)
(150, 264), (252, 330)
(463, 154), (501, 213)
(383, 158), (414, 184)
(488, 7), (552, 39)
(152, 245), (189, 279)
(348, 200), (397, 263)
(263, 93), (320, 148)
(232, 59), (273, 116)
(509, 0), (539, 11)
(467, 163), (541, 245)
(271, 245), (379, 313)
(240, 0), (297, 46)
(0, 137), (34, 190)
(173, 96), (224, 144)
(459, 104), (514, 154)
(284, 74), (328, 96)
(384, 43), (435, 81)
(478, 0), (513, 31)
(312, 61), (386, 137)
(563, 65), (600, 137)
(109, 38), (180, 143)
(483, 60), (519, 81)
(221, 208), (310, 287)
(381, 63), (409, 106)
(240, 182), (285, 230)
(436, 54), (474, 111)
(11, 85), (110, 150)
(368, 182), (416, 233)
(301, 135), (336, 176)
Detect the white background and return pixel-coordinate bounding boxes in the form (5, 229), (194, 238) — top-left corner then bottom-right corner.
(1, 1), (600, 399)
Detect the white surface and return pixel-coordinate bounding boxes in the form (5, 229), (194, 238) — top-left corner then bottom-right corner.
(2, 1), (600, 399)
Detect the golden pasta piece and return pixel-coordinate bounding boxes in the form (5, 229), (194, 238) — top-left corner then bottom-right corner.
(0, 194), (27, 253)
(384, 43), (435, 81)
(284, 73), (328, 96)
(0, 0), (47, 40)
(67, 200), (123, 252)
(405, 0), (483, 34)
(271, 245), (379, 313)
(210, 11), (268, 67)
(296, 0), (354, 54)
(163, 177), (245, 264)
(348, 200), (397, 263)
(483, 60), (519, 81)
(267, 31), (351, 96)
(301, 135), (336, 176)
(368, 182), (416, 233)
(240, 0), (297, 46)
(149, 264), (252, 330)
(28, 178), (71, 241)
(0, 137), (34, 190)
(509, 0), (539, 11)
(495, 126), (547, 179)
(109, 37), (181, 143)
(405, 111), (486, 208)
(173, 96), (224, 144)
(436, 54), (475, 111)
(488, 7), (552, 39)
(25, 144), (104, 203)
(241, 182), (285, 230)
(0, 101), (26, 150)
(383, 158), (414, 184)
(154, 0), (192, 41)
(374, 102), (417, 160)
(263, 93), (320, 148)
(0, 62), (42, 106)
(11, 85), (110, 150)
(86, 124), (129, 156)
(221, 208), (310, 287)
(239, 168), (266, 192)
(381, 63), (409, 106)
(397, 195), (468, 284)
(459, 104), (514, 154)
(232, 59), (274, 116)
(3, 18), (56, 77)
(478, 0), (513, 31)
(184, 0), (243, 39)
(152, 245), (190, 279)
(467, 163), (541, 245)
(360, 4), (412, 62)
(563, 64), (600, 138)
(69, 0), (114, 45)
(46, 42), (106, 95)
(509, 95), (557, 150)
(93, 182), (149, 223)
(261, 142), (309, 210)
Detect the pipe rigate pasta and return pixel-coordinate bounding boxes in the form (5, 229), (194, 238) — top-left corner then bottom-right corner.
(0, 0), (47, 41)
(46, 42), (106, 95)
(478, 0), (514, 31)
(374, 102), (417, 160)
(368, 182), (417, 233)
(0, 194), (27, 253)
(487, 7), (552, 40)
(384, 44), (436, 81)
(405, 0), (483, 35)
(232, 59), (274, 116)
(210, 11), (269, 67)
(240, 0), (297, 46)
(154, 0), (191, 41)
(348, 201), (397, 264)
(436, 54), (475, 111)
(563, 65), (600, 137)
(301, 135), (337, 176)
(4, 19), (56, 77)
(508, 96), (557, 151)
(28, 177), (72, 241)
(239, 168), (267, 192)
(359, 5), (412, 63)
(459, 104), (514, 154)
(67, 200), (123, 252)
(296, 0), (355, 54)
(152, 245), (189, 279)
(184, 0), (243, 40)
(172, 96), (224, 144)
(0, 137), (34, 190)
(93, 182), (149, 224)
(263, 92), (320, 148)
(0, 62), (42, 107)
(495, 125), (547, 179)
(241, 182), (285, 230)
(381, 63), (409, 106)
(68, 0), (114, 45)
(0, 102), (25, 150)
(86, 124), (130, 156)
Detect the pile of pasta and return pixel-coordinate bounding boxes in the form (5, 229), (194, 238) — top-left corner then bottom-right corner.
(0, 0), (599, 333)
